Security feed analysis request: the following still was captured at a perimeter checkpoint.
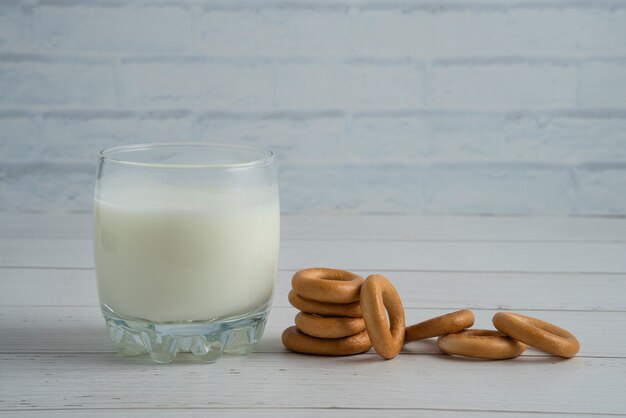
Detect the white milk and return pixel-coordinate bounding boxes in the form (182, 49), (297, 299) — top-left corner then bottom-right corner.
(94, 174), (279, 323)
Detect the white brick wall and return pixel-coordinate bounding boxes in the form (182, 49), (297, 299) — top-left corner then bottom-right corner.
(35, 4), (193, 53)
(0, 0), (625, 215)
(0, 55), (116, 106)
(275, 61), (425, 110)
(580, 60), (626, 107)
(119, 58), (275, 108)
(430, 59), (579, 109)
(196, 112), (347, 164)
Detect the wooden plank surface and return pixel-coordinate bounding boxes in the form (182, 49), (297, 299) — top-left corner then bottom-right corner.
(1, 213), (624, 417)
(1, 306), (625, 358)
(2, 353), (624, 415)
(2, 238), (626, 273)
(2, 213), (626, 242)
(4, 410), (618, 418)
(3, 268), (626, 312)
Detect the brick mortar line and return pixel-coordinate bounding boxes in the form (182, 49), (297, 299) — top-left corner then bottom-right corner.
(1, 159), (624, 170)
(27, 0), (626, 11)
(3, 108), (626, 118)
(2, 54), (626, 66)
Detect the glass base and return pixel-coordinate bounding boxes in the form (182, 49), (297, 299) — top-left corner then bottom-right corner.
(102, 304), (270, 364)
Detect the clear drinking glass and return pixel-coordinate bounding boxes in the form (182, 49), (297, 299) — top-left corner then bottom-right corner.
(93, 143), (279, 363)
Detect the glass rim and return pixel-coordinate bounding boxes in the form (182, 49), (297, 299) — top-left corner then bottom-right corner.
(98, 142), (275, 169)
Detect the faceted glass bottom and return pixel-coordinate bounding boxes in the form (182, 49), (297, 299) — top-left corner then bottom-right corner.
(102, 304), (270, 364)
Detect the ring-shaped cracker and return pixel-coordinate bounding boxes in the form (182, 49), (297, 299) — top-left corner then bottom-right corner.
(281, 326), (371, 356)
(437, 329), (527, 360)
(288, 290), (362, 317)
(360, 274), (405, 359)
(493, 312), (579, 358)
(295, 312), (366, 339)
(292, 268), (364, 303)
(405, 309), (475, 343)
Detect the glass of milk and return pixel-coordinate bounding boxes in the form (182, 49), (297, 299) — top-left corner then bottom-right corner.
(93, 143), (279, 363)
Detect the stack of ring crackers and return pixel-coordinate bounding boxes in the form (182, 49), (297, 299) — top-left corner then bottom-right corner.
(282, 268), (580, 360)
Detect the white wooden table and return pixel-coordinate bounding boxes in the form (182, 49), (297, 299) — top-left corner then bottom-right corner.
(1, 213), (626, 417)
